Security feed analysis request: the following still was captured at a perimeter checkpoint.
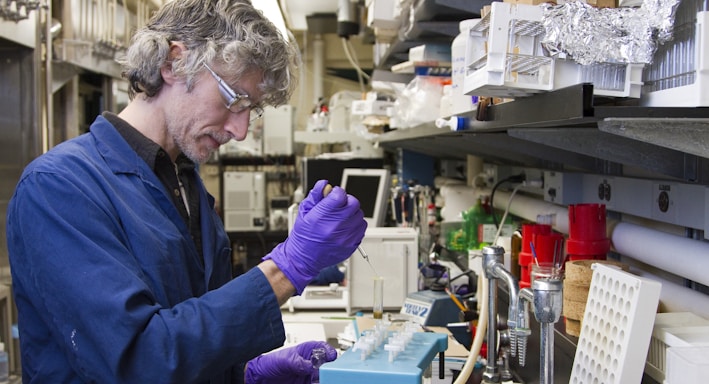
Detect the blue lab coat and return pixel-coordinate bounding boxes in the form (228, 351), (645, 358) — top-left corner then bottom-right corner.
(6, 116), (286, 383)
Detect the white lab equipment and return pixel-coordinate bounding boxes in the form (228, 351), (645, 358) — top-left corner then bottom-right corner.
(262, 105), (294, 155)
(347, 227), (419, 314)
(222, 171), (266, 231)
(282, 225), (418, 315)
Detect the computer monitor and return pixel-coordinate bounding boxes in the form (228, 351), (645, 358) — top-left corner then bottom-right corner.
(301, 157), (384, 193)
(340, 168), (391, 227)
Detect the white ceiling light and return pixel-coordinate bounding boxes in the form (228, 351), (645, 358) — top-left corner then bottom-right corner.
(280, 0), (338, 31)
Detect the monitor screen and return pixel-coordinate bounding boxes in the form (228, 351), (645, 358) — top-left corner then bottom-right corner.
(301, 158), (384, 192)
(341, 168), (391, 227)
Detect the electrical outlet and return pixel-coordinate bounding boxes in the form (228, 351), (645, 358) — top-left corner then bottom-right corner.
(595, 176), (615, 209)
(651, 182), (677, 222)
(481, 163), (499, 187)
(543, 171), (583, 205)
(650, 182), (704, 229)
(578, 175), (615, 208)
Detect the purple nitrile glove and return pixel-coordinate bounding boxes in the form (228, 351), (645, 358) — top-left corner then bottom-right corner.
(264, 179), (367, 294)
(244, 341), (338, 384)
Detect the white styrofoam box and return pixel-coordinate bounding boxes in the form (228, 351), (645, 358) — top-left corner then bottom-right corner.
(408, 44), (452, 63)
(641, 11), (709, 106)
(666, 346), (709, 384)
(662, 326), (709, 346)
(570, 264), (662, 384)
(647, 312), (709, 382)
(655, 312), (709, 329)
(464, 2), (552, 98)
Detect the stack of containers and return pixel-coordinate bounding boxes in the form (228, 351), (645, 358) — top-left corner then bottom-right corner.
(566, 203), (610, 261)
(563, 202), (616, 336)
(518, 223), (563, 289)
(563, 259), (628, 337)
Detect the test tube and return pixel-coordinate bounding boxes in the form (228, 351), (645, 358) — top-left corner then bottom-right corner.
(310, 347), (327, 384)
(373, 276), (384, 319)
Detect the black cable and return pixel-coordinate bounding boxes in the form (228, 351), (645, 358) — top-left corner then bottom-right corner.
(490, 174), (525, 230)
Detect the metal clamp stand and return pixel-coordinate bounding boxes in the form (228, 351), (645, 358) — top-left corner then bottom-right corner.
(482, 245), (526, 384)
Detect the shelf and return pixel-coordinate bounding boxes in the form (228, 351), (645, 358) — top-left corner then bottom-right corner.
(412, 0), (489, 21)
(597, 118), (709, 159)
(375, 0), (488, 70)
(375, 84), (709, 182)
(219, 155), (296, 167)
(294, 131), (367, 144)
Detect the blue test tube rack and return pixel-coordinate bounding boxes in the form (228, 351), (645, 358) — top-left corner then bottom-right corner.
(319, 331), (448, 384)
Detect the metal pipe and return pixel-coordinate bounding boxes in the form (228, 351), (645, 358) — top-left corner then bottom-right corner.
(492, 263), (519, 331)
(312, 33), (324, 105)
(34, 0), (46, 153)
(112, 0), (117, 43)
(483, 259), (498, 383)
(44, 0), (52, 150)
(531, 278), (563, 384)
(540, 322), (554, 384)
(482, 245), (521, 383)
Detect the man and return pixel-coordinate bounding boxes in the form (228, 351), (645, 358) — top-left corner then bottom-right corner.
(6, 0), (367, 382)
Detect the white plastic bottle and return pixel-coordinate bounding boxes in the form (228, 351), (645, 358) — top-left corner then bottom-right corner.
(0, 342), (8, 384)
(451, 18), (481, 115)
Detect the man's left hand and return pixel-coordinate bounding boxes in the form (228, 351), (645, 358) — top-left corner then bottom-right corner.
(245, 341), (337, 384)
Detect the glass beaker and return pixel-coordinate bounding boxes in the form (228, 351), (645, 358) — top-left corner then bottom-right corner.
(530, 262), (564, 285)
(373, 276), (384, 319)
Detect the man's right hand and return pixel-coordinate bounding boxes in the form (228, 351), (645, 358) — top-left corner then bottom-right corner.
(263, 179), (367, 294)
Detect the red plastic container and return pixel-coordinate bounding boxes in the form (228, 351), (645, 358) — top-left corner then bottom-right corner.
(518, 223), (551, 288)
(567, 203), (610, 261)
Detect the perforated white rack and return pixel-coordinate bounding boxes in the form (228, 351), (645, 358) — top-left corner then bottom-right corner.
(570, 263), (661, 384)
(464, 2), (551, 98)
(463, 2), (643, 98)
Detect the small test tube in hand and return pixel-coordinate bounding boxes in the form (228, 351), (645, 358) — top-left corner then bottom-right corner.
(322, 184), (377, 275)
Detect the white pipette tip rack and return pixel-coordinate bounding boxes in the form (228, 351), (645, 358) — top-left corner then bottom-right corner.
(570, 263), (661, 384)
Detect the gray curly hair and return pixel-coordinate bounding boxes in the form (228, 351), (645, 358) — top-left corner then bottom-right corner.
(118, 0), (298, 107)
